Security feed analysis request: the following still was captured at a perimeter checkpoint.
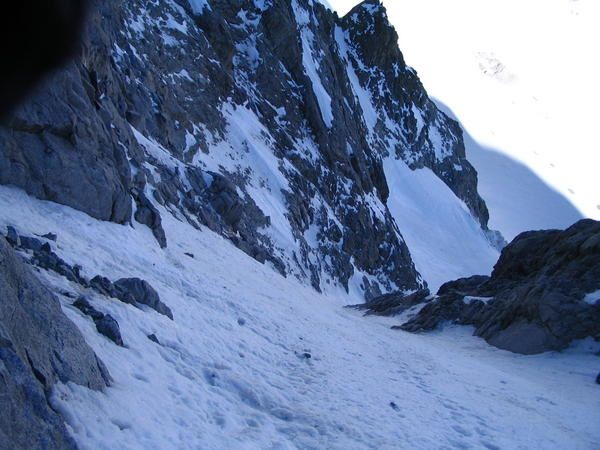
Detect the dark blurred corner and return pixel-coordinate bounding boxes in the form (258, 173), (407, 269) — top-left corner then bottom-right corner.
(0, 0), (89, 119)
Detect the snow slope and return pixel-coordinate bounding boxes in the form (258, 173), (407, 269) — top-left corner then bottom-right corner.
(1, 185), (599, 450)
(383, 158), (499, 292)
(330, 0), (599, 240)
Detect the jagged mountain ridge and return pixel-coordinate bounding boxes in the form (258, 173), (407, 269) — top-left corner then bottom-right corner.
(0, 0), (497, 298)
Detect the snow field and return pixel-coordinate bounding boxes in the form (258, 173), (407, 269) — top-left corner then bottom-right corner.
(1, 185), (598, 450)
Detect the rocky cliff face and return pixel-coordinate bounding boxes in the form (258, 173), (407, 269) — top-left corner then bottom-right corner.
(0, 0), (494, 298)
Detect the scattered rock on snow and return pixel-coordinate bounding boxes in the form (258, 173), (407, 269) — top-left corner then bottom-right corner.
(95, 315), (124, 347)
(147, 334), (160, 344)
(73, 297), (104, 321)
(114, 278), (173, 320)
(31, 247), (87, 285)
(4, 231), (172, 326)
(2, 227), (89, 287)
(3, 226), (53, 253)
(73, 297), (124, 347)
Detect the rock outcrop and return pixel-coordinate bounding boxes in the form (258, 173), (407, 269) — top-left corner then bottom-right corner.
(0, 237), (110, 449)
(399, 220), (600, 354)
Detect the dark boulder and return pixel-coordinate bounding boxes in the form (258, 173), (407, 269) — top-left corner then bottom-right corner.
(73, 296), (124, 347)
(90, 275), (117, 297)
(134, 191), (167, 248)
(95, 315), (124, 347)
(350, 288), (431, 317)
(114, 277), (173, 320)
(437, 275), (491, 297)
(398, 275), (491, 332)
(73, 296), (104, 321)
(596, 372), (600, 385)
(19, 236), (45, 252)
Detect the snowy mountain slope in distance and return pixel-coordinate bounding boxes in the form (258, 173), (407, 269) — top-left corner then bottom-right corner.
(1, 185), (599, 450)
(329, 0), (600, 240)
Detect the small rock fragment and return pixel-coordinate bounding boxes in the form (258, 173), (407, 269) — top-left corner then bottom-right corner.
(95, 315), (124, 347)
(147, 334), (160, 344)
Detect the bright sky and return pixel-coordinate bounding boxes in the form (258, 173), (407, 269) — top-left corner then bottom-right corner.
(327, 0), (600, 223)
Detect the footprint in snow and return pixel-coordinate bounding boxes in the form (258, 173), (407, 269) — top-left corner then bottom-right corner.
(451, 424), (473, 438)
